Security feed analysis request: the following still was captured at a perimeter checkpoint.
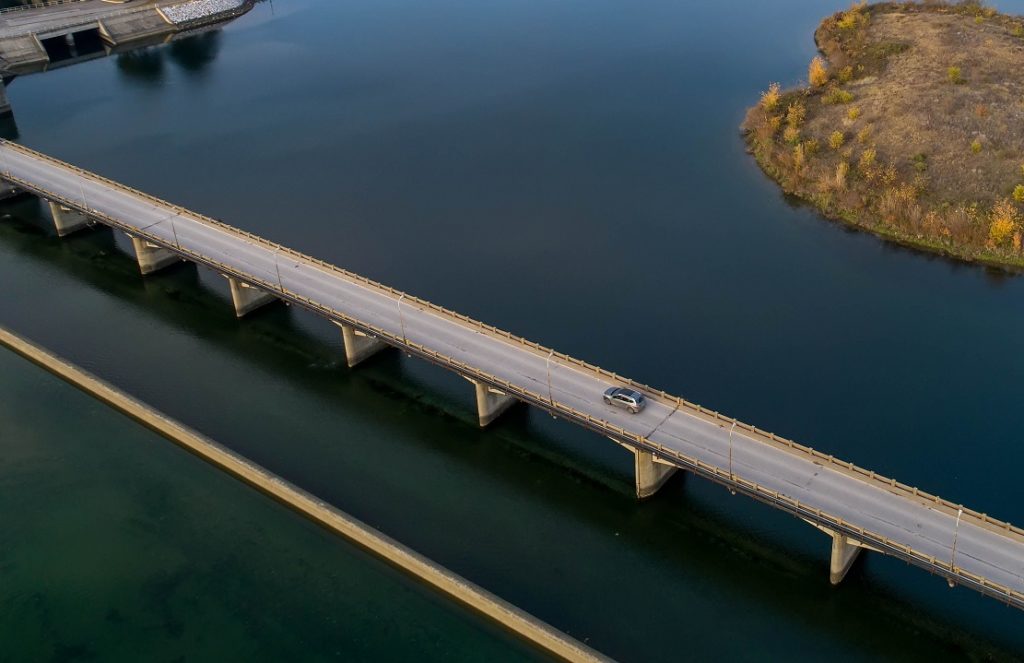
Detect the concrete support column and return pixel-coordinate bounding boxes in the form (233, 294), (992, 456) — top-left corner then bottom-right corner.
(335, 321), (388, 368)
(128, 235), (179, 275)
(225, 276), (276, 317)
(633, 448), (678, 499)
(470, 379), (516, 427)
(829, 532), (862, 585)
(0, 82), (11, 117)
(48, 200), (89, 236)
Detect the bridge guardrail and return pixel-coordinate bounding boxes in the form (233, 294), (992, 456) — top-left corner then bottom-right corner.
(1, 141), (1022, 608)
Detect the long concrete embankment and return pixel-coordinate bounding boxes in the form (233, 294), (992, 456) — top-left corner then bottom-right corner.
(0, 325), (611, 663)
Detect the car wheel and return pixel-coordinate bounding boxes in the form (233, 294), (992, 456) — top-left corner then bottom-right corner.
(630, 406), (639, 414)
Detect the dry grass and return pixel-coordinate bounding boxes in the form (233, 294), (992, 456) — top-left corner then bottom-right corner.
(741, 1), (1024, 268)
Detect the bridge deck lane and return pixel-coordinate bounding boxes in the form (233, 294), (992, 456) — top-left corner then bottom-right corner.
(2, 142), (1021, 602)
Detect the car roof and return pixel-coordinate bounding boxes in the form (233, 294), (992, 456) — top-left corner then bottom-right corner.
(609, 387), (643, 399)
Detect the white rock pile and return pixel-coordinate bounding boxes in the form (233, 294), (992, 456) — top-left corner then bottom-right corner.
(163, 0), (245, 24)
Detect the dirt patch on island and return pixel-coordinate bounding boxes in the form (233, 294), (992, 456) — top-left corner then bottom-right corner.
(743, 1), (1024, 269)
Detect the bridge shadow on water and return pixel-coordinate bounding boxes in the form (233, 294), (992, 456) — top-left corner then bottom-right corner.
(0, 203), (1020, 660)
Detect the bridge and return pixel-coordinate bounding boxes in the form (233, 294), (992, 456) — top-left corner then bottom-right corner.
(0, 139), (1021, 610)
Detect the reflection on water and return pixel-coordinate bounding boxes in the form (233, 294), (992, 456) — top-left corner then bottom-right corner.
(168, 31), (221, 73)
(115, 48), (166, 83)
(115, 32), (224, 84)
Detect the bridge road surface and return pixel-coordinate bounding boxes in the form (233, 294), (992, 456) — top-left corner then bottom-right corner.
(1, 140), (1022, 609)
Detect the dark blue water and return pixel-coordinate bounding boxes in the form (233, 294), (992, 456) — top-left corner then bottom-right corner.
(1, 0), (1022, 659)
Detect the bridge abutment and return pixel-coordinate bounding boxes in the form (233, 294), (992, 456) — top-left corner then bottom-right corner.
(470, 379), (516, 427)
(633, 448), (678, 499)
(48, 200), (89, 236)
(128, 235), (179, 275)
(335, 321), (388, 368)
(225, 276), (276, 317)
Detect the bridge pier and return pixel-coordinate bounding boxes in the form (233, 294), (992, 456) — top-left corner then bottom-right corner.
(128, 235), (179, 275)
(828, 532), (863, 585)
(225, 276), (276, 317)
(469, 378), (516, 427)
(0, 82), (10, 117)
(633, 448), (678, 499)
(47, 200), (89, 236)
(334, 321), (388, 368)
(803, 519), (868, 585)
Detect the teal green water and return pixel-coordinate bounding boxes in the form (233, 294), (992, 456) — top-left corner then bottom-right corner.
(0, 349), (538, 661)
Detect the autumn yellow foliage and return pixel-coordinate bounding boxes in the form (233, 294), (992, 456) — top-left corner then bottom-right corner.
(760, 82), (781, 111)
(988, 198), (1021, 247)
(809, 56), (829, 87)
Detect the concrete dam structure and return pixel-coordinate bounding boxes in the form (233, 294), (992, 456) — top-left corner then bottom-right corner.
(0, 0), (252, 78)
(0, 139), (1021, 611)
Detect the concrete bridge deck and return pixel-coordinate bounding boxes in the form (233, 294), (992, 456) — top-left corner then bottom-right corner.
(1, 139), (1022, 610)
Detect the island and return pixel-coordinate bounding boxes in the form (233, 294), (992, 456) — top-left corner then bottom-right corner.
(743, 1), (1024, 268)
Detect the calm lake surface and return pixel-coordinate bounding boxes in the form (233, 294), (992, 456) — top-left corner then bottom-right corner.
(1, 0), (1023, 659)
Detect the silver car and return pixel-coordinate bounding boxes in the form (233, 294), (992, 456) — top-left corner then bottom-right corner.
(603, 387), (646, 414)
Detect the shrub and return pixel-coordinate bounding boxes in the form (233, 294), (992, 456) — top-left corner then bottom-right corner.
(847, 107), (861, 121)
(761, 82), (781, 111)
(1014, 185), (1024, 203)
(829, 131), (845, 150)
(988, 199), (1020, 247)
(858, 147), (877, 174)
(822, 86), (854, 104)
(793, 144), (807, 172)
(803, 138), (820, 155)
(809, 56), (829, 87)
(912, 153), (927, 172)
(947, 66), (963, 84)
(768, 115), (783, 133)
(857, 125), (872, 144)
(879, 163), (898, 187)
(837, 2), (868, 30)
(838, 66), (854, 83)
(1013, 24), (1024, 38)
(783, 126), (801, 145)
(971, 139), (982, 154)
(835, 161), (850, 190)
(878, 183), (921, 227)
(786, 101), (807, 128)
